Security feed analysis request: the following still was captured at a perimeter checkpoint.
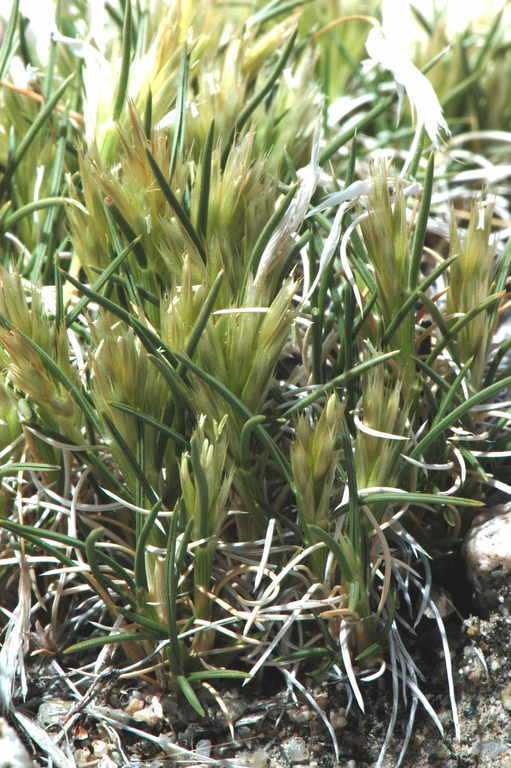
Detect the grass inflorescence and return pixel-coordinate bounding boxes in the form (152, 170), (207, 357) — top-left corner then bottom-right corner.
(0, 1), (511, 765)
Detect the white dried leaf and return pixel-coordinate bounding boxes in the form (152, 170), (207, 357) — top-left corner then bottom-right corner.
(365, 26), (449, 147)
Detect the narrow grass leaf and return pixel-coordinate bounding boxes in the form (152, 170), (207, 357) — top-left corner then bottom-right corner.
(0, 73), (75, 199)
(64, 632), (155, 655)
(85, 527), (133, 603)
(112, 0), (132, 122)
(335, 491), (482, 513)
(409, 152), (434, 289)
(432, 357), (474, 426)
(143, 87), (152, 138)
(169, 48), (189, 182)
(102, 412), (159, 504)
(246, 183), (297, 283)
(2, 197), (86, 231)
(411, 374), (511, 459)
(134, 500), (162, 592)
(165, 508), (184, 674)
(0, 0), (19, 80)
(221, 30), (297, 168)
(284, 350), (399, 416)
(183, 269), (224, 362)
(196, 120), (215, 239)
(146, 149), (206, 263)
(187, 670), (249, 681)
(110, 402), (188, 448)
(177, 675), (205, 717)
(307, 524), (354, 581)
(0, 462), (59, 477)
(383, 255), (456, 345)
(65, 236), (142, 326)
(61, 269), (179, 366)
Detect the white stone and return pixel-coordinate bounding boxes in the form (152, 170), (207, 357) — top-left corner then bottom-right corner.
(282, 737), (308, 763)
(0, 718), (34, 768)
(464, 508), (511, 612)
(464, 509), (511, 576)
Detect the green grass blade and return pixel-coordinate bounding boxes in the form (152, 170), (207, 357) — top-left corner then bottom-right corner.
(427, 293), (501, 367)
(107, 203), (148, 268)
(410, 373), (511, 459)
(177, 675), (205, 717)
(64, 631), (155, 655)
(169, 47), (189, 182)
(409, 3), (433, 36)
(0, 523), (78, 569)
(146, 149), (206, 262)
(112, 0), (132, 121)
(320, 93), (395, 165)
(335, 491), (483, 513)
(0, 0), (19, 80)
(196, 120), (215, 239)
(409, 152), (434, 289)
(165, 507), (184, 674)
(61, 269), (179, 366)
(187, 670), (250, 681)
(2, 197), (83, 231)
(65, 236), (142, 326)
(143, 87), (152, 138)
(0, 462), (59, 477)
(283, 350), (399, 416)
(119, 609), (169, 637)
(134, 500), (161, 591)
(221, 30), (297, 168)
(432, 357), (474, 426)
(110, 401), (188, 448)
(0, 73), (75, 199)
(249, 0), (314, 25)
(183, 269), (224, 362)
(246, 182), (297, 283)
(85, 526), (134, 603)
(383, 255), (456, 346)
(101, 411), (159, 504)
(190, 436), (209, 540)
(307, 524), (354, 582)
(341, 415), (361, 554)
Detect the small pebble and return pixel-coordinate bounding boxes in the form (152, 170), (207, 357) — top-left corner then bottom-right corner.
(0, 718), (33, 768)
(75, 748), (91, 767)
(501, 681), (511, 711)
(464, 510), (511, 611)
(234, 750), (269, 768)
(126, 696), (145, 714)
(287, 705), (313, 724)
(37, 699), (73, 728)
(330, 709), (347, 729)
(282, 736), (309, 763)
(92, 739), (108, 757)
(478, 740), (511, 759)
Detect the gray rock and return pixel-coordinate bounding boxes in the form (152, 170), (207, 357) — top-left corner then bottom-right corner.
(0, 718), (34, 768)
(478, 740), (511, 760)
(463, 508), (511, 613)
(501, 681), (511, 711)
(281, 737), (308, 763)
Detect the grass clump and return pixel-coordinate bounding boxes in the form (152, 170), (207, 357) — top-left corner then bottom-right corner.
(1, 1), (511, 765)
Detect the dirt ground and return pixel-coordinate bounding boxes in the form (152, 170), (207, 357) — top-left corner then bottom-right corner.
(4, 603), (511, 768)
